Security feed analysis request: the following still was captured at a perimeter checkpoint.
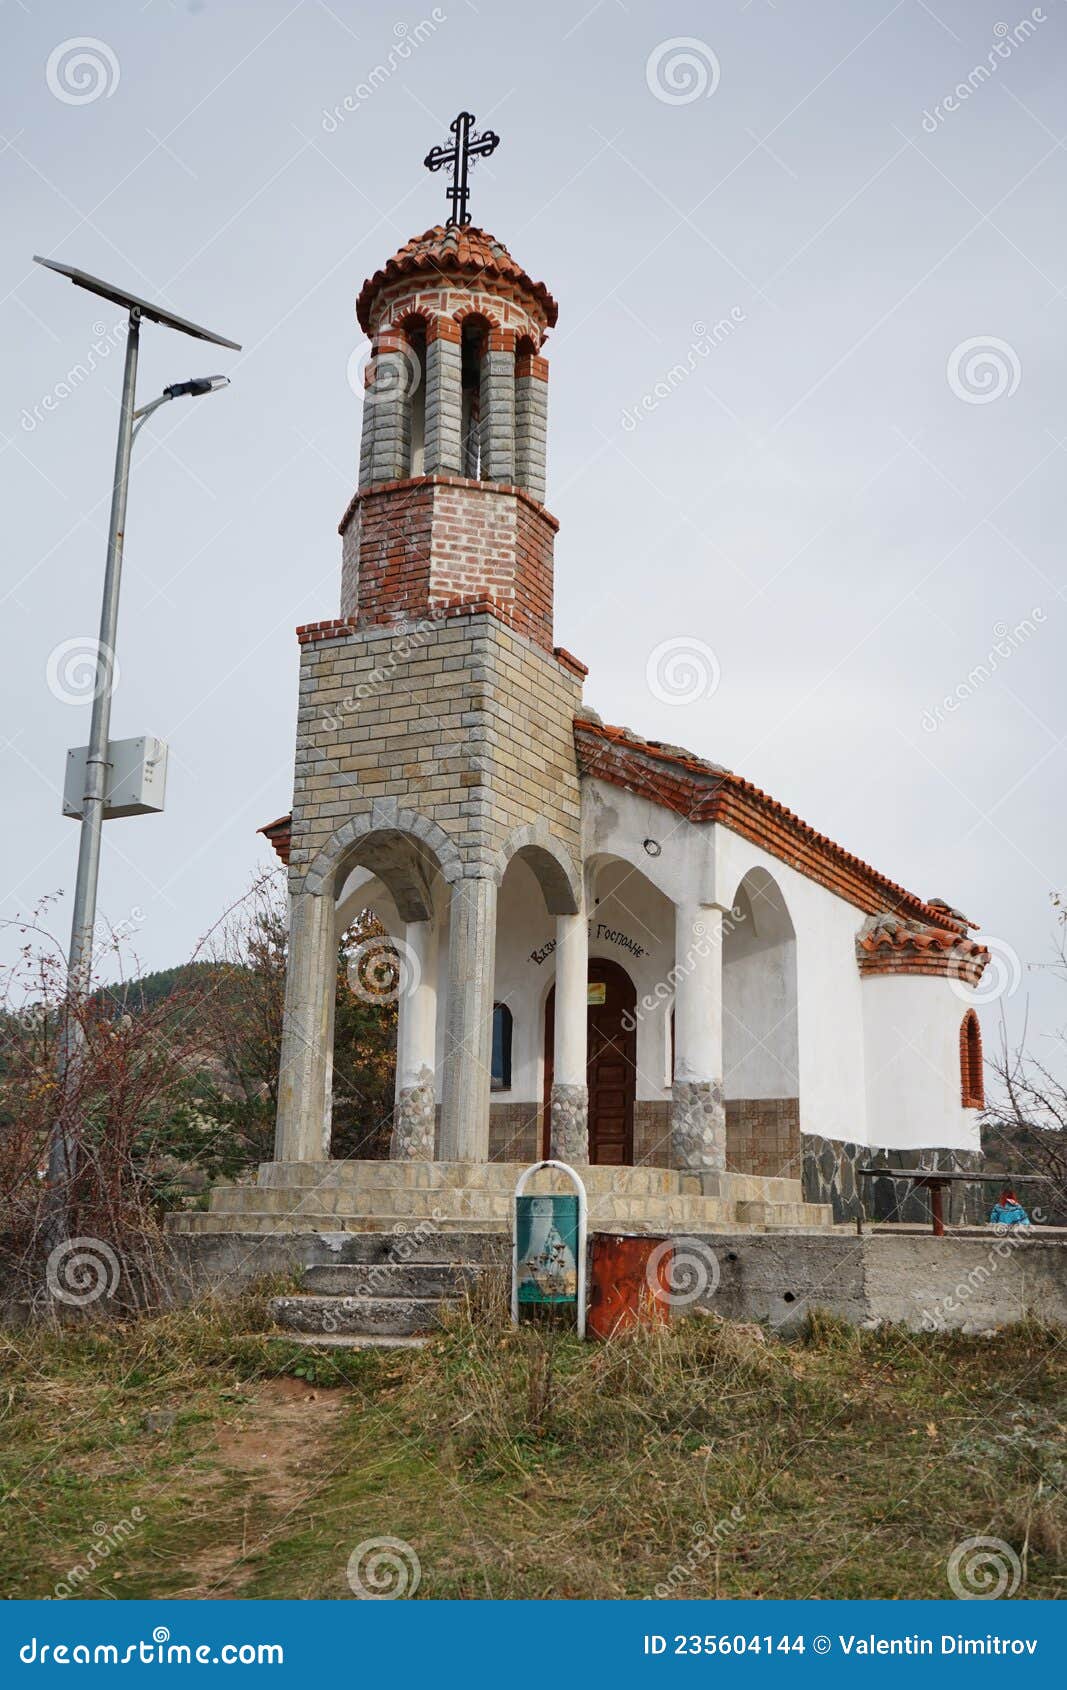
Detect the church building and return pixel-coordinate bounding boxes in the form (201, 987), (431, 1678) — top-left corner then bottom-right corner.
(245, 143), (990, 1236)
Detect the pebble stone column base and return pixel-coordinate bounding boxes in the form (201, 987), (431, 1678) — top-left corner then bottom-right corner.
(670, 1079), (726, 1174)
(549, 1082), (589, 1164)
(390, 1065), (437, 1160)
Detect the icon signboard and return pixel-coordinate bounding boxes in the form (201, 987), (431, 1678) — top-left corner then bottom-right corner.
(511, 1161), (588, 1337)
(516, 1194), (579, 1305)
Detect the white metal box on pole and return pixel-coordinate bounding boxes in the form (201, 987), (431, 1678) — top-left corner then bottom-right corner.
(63, 735), (168, 821)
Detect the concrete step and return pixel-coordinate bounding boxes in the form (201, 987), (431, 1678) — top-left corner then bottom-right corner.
(257, 1160), (684, 1196)
(270, 1293), (456, 1337)
(165, 1211), (513, 1237)
(262, 1332), (430, 1352)
(301, 1261), (485, 1297)
(202, 1185), (749, 1228)
(254, 1160), (808, 1206)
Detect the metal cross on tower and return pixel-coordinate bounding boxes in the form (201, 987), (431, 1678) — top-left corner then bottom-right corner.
(424, 111), (500, 227)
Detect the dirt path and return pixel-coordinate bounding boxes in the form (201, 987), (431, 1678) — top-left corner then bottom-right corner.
(174, 1376), (351, 1598)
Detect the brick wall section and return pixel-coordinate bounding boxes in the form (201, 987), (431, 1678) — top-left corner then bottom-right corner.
(515, 356), (548, 503)
(287, 610), (583, 891)
(339, 480), (434, 626)
(339, 476), (558, 653)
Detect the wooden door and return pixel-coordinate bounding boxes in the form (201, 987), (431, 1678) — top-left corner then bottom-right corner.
(543, 959), (637, 1164)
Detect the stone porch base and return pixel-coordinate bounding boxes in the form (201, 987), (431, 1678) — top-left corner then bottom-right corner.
(165, 1159), (834, 1238)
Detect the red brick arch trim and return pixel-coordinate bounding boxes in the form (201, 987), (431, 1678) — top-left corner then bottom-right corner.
(960, 1009), (984, 1108)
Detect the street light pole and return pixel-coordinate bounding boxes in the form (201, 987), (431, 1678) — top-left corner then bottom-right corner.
(33, 258), (241, 1225)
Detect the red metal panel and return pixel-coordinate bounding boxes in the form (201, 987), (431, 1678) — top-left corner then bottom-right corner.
(588, 1233), (672, 1340)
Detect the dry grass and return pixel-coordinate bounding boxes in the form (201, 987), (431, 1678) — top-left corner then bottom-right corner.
(1, 1290), (1065, 1600)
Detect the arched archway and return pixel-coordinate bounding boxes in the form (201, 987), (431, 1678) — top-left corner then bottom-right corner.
(543, 959), (637, 1164)
(723, 867), (800, 1177)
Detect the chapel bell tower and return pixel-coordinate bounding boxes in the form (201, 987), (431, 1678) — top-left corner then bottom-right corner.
(276, 121), (589, 1173)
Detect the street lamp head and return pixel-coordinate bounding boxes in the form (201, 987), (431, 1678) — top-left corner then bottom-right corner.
(163, 375), (230, 400)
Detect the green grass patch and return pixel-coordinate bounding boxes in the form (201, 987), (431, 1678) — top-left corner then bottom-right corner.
(1, 1295), (1064, 1600)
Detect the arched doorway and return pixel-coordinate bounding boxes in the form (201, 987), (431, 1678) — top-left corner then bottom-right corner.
(543, 959), (637, 1164)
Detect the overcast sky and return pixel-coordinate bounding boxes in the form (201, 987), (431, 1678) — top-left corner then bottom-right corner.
(3, 0), (1065, 1073)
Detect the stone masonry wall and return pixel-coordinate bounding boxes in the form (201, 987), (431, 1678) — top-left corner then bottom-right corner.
(802, 1133), (987, 1225)
(287, 610), (583, 891)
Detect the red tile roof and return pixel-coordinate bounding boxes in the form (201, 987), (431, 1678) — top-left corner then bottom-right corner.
(855, 914), (989, 982)
(258, 814), (292, 866)
(573, 713), (977, 934)
(356, 225), (558, 333)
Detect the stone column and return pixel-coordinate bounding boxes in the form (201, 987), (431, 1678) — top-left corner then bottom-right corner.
(390, 917), (438, 1160)
(440, 877), (497, 1161)
(367, 328), (410, 485)
(551, 908), (589, 1161)
(274, 891), (337, 1163)
(671, 902), (726, 1174)
(424, 319), (462, 475)
(515, 351), (548, 503)
(480, 331), (516, 483)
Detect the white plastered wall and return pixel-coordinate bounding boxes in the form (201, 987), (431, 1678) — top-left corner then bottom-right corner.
(861, 973), (982, 1153)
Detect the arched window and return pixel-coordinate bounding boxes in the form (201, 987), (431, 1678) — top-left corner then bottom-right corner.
(460, 317), (488, 478)
(396, 315), (427, 478)
(491, 1002), (513, 1091)
(960, 1010), (984, 1108)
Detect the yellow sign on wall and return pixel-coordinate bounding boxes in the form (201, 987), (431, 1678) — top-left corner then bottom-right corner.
(587, 982), (607, 1006)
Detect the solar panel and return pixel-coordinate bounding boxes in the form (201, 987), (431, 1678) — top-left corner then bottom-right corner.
(33, 257), (241, 350)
